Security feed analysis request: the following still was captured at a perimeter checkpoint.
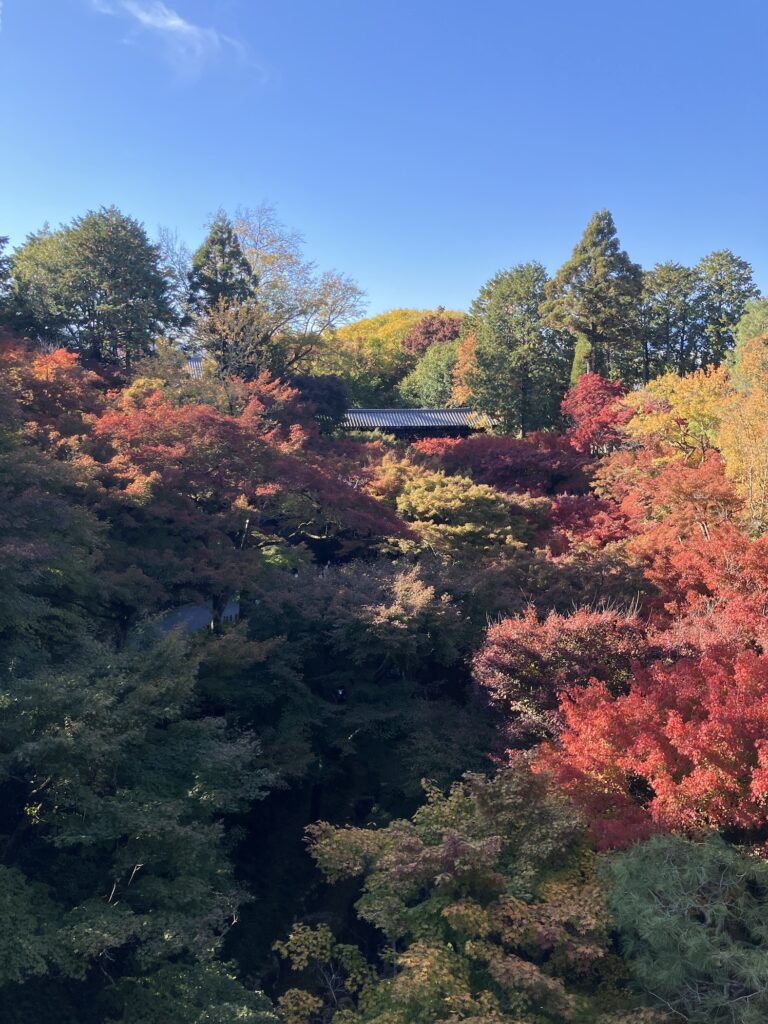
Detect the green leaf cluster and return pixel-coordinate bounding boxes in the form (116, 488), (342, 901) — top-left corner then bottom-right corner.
(7, 207), (173, 368)
(278, 765), (647, 1024)
(608, 835), (768, 1024)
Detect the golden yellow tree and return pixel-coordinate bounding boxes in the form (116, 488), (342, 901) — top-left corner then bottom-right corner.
(623, 366), (729, 459)
(450, 331), (478, 406)
(718, 336), (768, 530)
(311, 308), (462, 405)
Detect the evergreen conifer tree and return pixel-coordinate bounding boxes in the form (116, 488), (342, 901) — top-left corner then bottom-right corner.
(188, 213), (256, 313)
(543, 210), (642, 384)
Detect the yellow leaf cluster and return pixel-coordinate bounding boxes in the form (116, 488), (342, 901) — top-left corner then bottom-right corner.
(335, 309), (450, 348)
(623, 366), (729, 458)
(718, 337), (768, 531)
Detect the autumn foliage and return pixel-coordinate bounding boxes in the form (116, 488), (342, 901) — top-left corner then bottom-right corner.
(401, 305), (463, 355)
(536, 645), (768, 849)
(411, 431), (589, 495)
(474, 607), (649, 745)
(561, 372), (629, 453)
(7, 305), (768, 1023)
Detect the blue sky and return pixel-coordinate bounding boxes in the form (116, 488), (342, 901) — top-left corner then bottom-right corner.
(1, 0), (766, 314)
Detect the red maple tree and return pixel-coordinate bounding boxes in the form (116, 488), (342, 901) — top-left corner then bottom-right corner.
(536, 644), (768, 849)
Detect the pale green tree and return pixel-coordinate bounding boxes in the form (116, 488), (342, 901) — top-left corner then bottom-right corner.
(465, 262), (571, 432)
(398, 337), (459, 406)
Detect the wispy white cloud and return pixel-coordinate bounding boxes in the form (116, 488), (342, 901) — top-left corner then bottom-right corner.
(91, 0), (253, 76)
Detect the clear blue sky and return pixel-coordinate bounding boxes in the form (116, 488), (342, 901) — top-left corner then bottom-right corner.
(1, 0), (766, 314)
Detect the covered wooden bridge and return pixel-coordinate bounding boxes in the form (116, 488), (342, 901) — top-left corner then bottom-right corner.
(341, 408), (494, 439)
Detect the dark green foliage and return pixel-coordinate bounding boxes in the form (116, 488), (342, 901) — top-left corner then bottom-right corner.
(289, 373), (349, 429)
(639, 261), (699, 379)
(466, 261), (571, 432)
(543, 210), (642, 384)
(695, 250), (759, 367)
(641, 254), (759, 378)
(188, 214), (257, 314)
(0, 633), (273, 1020)
(7, 207), (172, 368)
(101, 964), (278, 1024)
(0, 391), (103, 674)
(242, 561), (490, 793)
(608, 835), (768, 1023)
(200, 561), (494, 982)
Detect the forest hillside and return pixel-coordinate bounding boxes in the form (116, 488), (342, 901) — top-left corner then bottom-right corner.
(1, 207), (768, 1024)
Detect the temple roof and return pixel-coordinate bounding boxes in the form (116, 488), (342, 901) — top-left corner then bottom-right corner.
(342, 408), (494, 431)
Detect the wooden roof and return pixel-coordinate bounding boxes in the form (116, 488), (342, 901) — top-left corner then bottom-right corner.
(343, 408), (494, 431)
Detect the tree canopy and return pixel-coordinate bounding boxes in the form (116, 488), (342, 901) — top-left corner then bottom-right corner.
(542, 210), (642, 383)
(2, 199), (767, 1024)
(463, 262), (571, 433)
(7, 207), (173, 368)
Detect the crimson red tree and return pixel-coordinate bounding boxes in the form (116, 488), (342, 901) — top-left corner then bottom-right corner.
(474, 607), (649, 746)
(411, 432), (589, 495)
(561, 372), (630, 453)
(537, 644), (768, 849)
(401, 307), (462, 356)
(88, 381), (406, 632)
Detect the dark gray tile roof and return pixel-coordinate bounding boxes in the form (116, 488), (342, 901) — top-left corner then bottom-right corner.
(343, 408), (494, 430)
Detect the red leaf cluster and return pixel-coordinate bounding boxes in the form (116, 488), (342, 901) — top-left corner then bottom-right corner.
(536, 645), (768, 849)
(88, 383), (407, 605)
(561, 372), (631, 454)
(473, 607), (650, 747)
(547, 493), (630, 552)
(410, 432), (589, 496)
(401, 307), (462, 356)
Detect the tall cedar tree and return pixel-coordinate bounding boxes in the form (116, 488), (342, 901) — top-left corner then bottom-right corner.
(465, 262), (570, 434)
(542, 210), (642, 384)
(188, 214), (257, 313)
(7, 207), (172, 369)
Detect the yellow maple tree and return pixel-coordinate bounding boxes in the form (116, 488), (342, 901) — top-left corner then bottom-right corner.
(718, 336), (768, 530)
(623, 366), (729, 459)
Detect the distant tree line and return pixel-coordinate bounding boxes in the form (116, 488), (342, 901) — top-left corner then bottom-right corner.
(0, 206), (762, 438)
(0, 205), (364, 386)
(450, 210), (760, 434)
